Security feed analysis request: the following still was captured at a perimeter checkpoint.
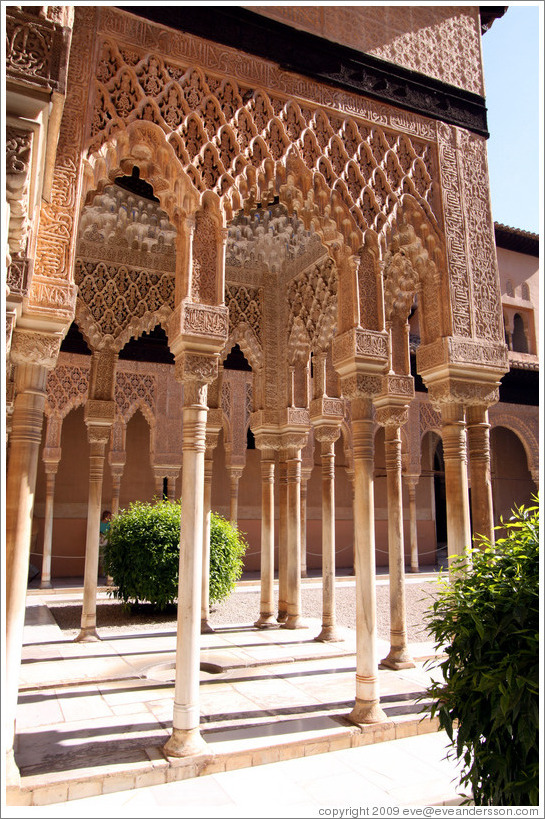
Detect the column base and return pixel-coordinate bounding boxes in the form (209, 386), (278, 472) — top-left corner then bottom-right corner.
(282, 614), (306, 629)
(380, 646), (416, 670)
(201, 619), (214, 634)
(277, 609), (288, 623)
(301, 569), (308, 578)
(348, 698), (388, 725)
(164, 727), (207, 758)
(74, 627), (101, 642)
(315, 625), (343, 643)
(254, 614), (278, 629)
(39, 580), (53, 589)
(409, 566), (420, 574)
(5, 748), (20, 788)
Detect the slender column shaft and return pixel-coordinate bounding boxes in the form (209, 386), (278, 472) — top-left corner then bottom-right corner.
(277, 457), (288, 622)
(441, 404), (472, 566)
(349, 404), (387, 724)
(5, 363), (48, 783)
(300, 477), (308, 578)
(466, 405), (495, 546)
(381, 424), (415, 669)
(407, 478), (419, 572)
(201, 452), (213, 633)
(229, 469), (240, 526)
(111, 471), (123, 516)
(40, 470), (58, 589)
(167, 476), (178, 503)
(164, 385), (208, 757)
(284, 449), (304, 628)
(316, 438), (341, 642)
(154, 473), (164, 499)
(255, 452), (277, 628)
(76, 434), (108, 640)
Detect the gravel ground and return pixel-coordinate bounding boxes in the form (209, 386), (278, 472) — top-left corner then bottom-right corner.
(47, 579), (440, 643)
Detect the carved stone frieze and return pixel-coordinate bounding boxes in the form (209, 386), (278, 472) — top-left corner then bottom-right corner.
(6, 7), (71, 92)
(10, 329), (63, 369)
(6, 257), (31, 298)
(5, 126), (33, 260)
(287, 257), (337, 358)
(168, 302), (228, 353)
(25, 276), (78, 322)
(309, 397), (345, 426)
(417, 336), (509, 378)
(226, 284), (263, 345)
(84, 398), (116, 426)
(332, 328), (389, 380)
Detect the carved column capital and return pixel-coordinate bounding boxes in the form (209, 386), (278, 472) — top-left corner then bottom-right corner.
(374, 404), (409, 429)
(10, 328), (63, 369)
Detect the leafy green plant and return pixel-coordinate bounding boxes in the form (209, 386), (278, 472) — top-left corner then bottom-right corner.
(424, 499), (539, 806)
(103, 499), (247, 610)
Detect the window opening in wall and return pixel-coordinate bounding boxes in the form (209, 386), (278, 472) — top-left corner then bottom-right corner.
(512, 313), (528, 353)
(162, 477), (168, 500)
(521, 282), (530, 301)
(506, 279), (514, 297)
(247, 427), (255, 450)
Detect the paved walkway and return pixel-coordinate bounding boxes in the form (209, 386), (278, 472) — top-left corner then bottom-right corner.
(4, 575), (470, 813)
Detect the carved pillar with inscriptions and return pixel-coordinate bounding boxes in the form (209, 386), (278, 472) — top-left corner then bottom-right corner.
(5, 329), (63, 785)
(76, 350), (117, 642)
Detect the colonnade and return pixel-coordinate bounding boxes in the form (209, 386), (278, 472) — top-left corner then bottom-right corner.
(4, 348), (504, 774)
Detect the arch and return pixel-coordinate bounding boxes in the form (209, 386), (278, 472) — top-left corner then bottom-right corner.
(221, 326), (263, 372)
(490, 425), (536, 524)
(489, 412), (539, 481)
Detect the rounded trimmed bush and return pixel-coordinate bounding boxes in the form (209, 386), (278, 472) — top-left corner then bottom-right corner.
(103, 499), (247, 610)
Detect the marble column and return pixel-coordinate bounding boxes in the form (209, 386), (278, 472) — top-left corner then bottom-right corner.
(466, 404), (495, 547)
(378, 413), (415, 670)
(349, 398), (387, 724)
(315, 428), (342, 642)
(255, 448), (278, 628)
(153, 469), (165, 500)
(164, 375), (209, 757)
(284, 444), (305, 629)
(76, 350), (117, 642)
(110, 464), (124, 516)
(5, 359), (50, 785)
(40, 451), (61, 589)
(75, 421), (112, 641)
(277, 455), (288, 623)
(228, 466), (243, 527)
(406, 475), (420, 572)
(201, 436), (217, 634)
(300, 469), (311, 578)
(440, 402), (472, 566)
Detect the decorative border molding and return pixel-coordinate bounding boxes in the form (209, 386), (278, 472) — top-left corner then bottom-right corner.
(117, 6), (489, 136)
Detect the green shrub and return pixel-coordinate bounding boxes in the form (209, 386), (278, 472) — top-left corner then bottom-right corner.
(103, 499), (247, 610)
(424, 499), (539, 806)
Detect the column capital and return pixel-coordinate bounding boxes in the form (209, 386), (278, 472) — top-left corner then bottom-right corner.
(10, 328), (63, 370)
(374, 404), (409, 429)
(313, 424), (341, 445)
